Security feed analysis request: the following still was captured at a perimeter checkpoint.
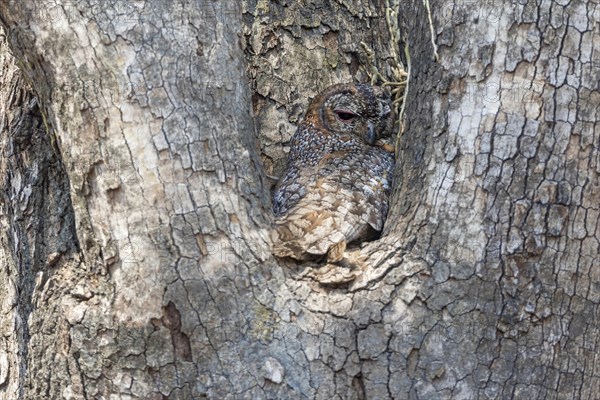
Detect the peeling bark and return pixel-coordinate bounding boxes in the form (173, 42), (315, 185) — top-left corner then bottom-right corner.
(0, 0), (599, 399)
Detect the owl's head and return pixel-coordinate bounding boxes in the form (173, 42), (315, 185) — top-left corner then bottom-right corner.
(305, 83), (394, 145)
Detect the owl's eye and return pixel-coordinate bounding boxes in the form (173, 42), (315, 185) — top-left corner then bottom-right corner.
(334, 109), (357, 122)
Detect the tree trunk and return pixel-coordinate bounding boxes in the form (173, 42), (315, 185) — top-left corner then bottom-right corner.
(0, 0), (598, 399)
(385, 1), (600, 398)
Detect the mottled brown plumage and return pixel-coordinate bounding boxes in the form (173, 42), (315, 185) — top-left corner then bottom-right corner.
(272, 83), (395, 264)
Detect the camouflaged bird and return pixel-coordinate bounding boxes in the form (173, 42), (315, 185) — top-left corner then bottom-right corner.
(272, 83), (395, 264)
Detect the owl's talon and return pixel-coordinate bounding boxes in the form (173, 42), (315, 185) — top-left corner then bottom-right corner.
(309, 249), (367, 286)
(308, 263), (358, 287)
(326, 241), (346, 263)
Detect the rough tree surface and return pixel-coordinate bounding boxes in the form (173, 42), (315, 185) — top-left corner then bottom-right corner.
(0, 0), (598, 399)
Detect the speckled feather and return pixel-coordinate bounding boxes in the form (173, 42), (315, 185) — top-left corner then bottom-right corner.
(272, 83), (395, 261)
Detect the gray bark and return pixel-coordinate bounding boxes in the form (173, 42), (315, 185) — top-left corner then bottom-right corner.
(386, 1), (600, 398)
(0, 30), (80, 398)
(0, 0), (598, 399)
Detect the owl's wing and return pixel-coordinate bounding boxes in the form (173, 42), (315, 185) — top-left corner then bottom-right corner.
(272, 165), (306, 216)
(272, 148), (394, 261)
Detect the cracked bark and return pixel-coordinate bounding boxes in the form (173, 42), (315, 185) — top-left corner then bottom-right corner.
(0, 0), (599, 399)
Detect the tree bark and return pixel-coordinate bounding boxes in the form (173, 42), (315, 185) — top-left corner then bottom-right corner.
(0, 0), (599, 399)
(385, 0), (600, 398)
(1, 1), (271, 398)
(0, 27), (81, 398)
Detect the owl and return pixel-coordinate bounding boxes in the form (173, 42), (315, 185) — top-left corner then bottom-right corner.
(272, 83), (395, 265)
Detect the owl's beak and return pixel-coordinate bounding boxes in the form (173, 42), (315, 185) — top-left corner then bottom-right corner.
(366, 121), (377, 145)
(380, 101), (391, 117)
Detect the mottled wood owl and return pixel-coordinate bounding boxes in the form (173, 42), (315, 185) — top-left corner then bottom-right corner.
(272, 83), (395, 264)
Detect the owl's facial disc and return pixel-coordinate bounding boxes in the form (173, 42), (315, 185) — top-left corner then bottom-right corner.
(313, 85), (393, 143)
